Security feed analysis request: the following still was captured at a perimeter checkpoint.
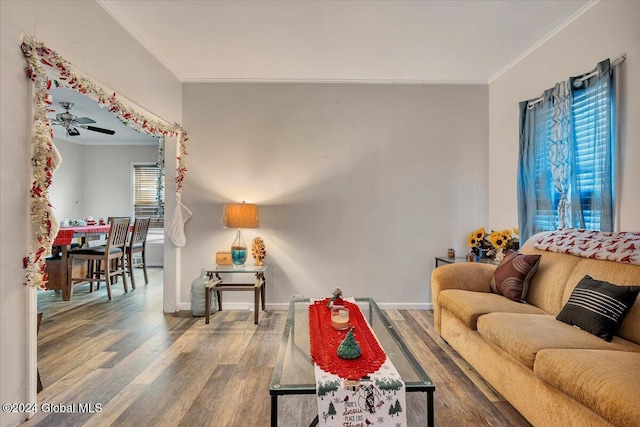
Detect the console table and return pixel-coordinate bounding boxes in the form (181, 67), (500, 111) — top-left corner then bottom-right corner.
(203, 265), (268, 325)
(435, 256), (499, 267)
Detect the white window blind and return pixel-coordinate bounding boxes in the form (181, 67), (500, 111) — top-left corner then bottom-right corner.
(530, 79), (613, 233)
(133, 164), (164, 229)
(571, 82), (611, 229)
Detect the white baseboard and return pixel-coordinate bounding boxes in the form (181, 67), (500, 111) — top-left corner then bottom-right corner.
(376, 302), (432, 310)
(147, 262), (164, 267)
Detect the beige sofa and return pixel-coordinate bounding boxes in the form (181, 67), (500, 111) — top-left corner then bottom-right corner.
(431, 233), (640, 427)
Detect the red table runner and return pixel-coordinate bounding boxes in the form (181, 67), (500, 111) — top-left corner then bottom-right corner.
(52, 225), (111, 246)
(309, 299), (386, 380)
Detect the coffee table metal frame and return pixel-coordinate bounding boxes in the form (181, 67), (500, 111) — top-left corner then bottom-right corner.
(269, 297), (435, 426)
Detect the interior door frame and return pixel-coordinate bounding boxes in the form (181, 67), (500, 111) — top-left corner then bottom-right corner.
(23, 36), (183, 415)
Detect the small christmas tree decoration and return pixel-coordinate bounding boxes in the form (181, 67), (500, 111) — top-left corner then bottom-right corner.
(337, 327), (361, 359)
(251, 237), (266, 266)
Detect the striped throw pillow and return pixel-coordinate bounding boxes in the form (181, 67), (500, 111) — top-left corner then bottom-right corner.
(556, 275), (640, 341)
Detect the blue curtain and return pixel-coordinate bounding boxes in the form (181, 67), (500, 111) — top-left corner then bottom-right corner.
(549, 81), (573, 229)
(517, 59), (615, 244)
(517, 90), (553, 243)
(568, 59), (614, 231)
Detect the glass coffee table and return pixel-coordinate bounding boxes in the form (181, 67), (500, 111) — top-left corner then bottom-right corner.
(269, 297), (435, 426)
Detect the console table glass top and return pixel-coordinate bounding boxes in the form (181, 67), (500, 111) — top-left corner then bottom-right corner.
(435, 256), (499, 267)
(203, 264), (268, 274)
(269, 297), (435, 426)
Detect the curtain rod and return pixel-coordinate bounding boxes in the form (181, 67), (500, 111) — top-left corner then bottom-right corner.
(527, 54), (626, 109)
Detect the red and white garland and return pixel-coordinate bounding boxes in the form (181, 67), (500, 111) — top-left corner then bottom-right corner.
(20, 36), (189, 288)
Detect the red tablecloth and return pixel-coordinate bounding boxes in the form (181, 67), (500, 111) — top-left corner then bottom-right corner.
(53, 225), (111, 246)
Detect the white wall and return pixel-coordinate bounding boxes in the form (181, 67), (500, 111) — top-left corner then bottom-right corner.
(49, 139), (159, 222)
(182, 83), (489, 309)
(49, 138), (84, 220)
(489, 0), (640, 232)
(0, 1), (181, 425)
(82, 145), (159, 220)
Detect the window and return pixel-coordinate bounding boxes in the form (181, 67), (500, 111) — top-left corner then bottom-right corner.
(518, 59), (615, 242)
(133, 163), (164, 230)
(571, 80), (613, 230)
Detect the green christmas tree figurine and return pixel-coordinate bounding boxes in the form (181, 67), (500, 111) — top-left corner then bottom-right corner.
(337, 327), (361, 359)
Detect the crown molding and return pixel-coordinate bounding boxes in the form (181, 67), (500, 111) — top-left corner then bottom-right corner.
(488, 0), (600, 84)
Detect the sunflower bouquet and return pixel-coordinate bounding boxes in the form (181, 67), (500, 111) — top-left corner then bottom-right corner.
(467, 227), (519, 261)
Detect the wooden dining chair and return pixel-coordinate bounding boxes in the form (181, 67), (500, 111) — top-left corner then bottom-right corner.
(68, 218), (129, 300)
(126, 217), (151, 289)
(89, 216), (130, 290)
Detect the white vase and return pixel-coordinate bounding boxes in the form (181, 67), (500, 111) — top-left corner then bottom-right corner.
(190, 270), (217, 317)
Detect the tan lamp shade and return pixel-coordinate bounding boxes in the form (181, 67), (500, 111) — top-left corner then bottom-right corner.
(222, 203), (259, 228)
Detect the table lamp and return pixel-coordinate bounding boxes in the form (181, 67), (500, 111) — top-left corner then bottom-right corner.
(222, 202), (259, 266)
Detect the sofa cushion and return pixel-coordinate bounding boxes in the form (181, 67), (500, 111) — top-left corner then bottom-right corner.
(490, 250), (541, 301)
(438, 289), (546, 330)
(556, 275), (640, 341)
(518, 241), (582, 315)
(476, 313), (640, 369)
(534, 349), (640, 427)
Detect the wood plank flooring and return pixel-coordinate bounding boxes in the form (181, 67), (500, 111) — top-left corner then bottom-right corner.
(29, 268), (531, 426)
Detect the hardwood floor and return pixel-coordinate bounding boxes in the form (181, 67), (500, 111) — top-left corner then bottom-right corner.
(30, 268), (530, 426)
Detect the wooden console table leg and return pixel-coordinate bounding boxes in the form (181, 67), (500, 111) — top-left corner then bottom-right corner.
(205, 286), (211, 325)
(215, 273), (223, 311)
(261, 277), (266, 311)
(254, 287), (259, 325)
(205, 278), (222, 325)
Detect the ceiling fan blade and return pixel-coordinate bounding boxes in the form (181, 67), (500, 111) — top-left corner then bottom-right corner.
(74, 117), (96, 125)
(85, 125), (115, 135)
(67, 127), (81, 136)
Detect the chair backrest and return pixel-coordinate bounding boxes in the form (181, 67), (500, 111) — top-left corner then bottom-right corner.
(108, 216), (130, 223)
(107, 218), (130, 250)
(130, 217), (151, 249)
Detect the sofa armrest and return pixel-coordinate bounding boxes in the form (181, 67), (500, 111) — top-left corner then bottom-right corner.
(431, 262), (496, 334)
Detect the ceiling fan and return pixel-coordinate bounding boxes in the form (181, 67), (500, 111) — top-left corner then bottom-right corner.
(50, 102), (115, 137)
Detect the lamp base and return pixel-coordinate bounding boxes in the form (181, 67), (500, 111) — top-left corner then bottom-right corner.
(231, 245), (247, 266)
(231, 229), (247, 266)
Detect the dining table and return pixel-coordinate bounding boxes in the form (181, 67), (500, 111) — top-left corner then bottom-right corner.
(49, 224), (112, 300)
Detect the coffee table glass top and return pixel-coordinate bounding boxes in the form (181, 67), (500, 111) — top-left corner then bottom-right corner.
(270, 297), (434, 394)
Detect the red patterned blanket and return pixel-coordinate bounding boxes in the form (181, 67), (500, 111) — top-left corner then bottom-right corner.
(534, 229), (640, 265)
